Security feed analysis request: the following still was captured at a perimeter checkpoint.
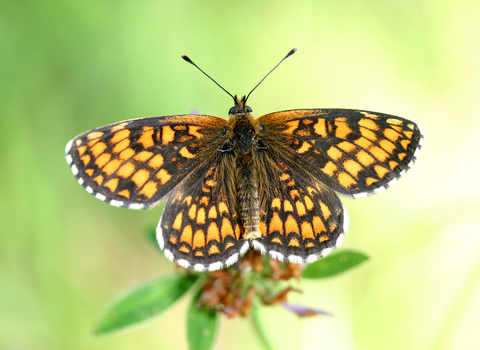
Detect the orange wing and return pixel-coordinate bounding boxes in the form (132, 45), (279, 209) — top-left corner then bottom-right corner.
(65, 114), (228, 209)
(256, 109), (423, 198)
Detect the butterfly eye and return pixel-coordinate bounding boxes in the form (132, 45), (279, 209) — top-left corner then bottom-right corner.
(246, 106), (253, 113)
(229, 107), (237, 115)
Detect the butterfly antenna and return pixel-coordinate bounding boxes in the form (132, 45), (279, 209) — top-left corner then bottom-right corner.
(245, 48), (297, 103)
(181, 54), (235, 102)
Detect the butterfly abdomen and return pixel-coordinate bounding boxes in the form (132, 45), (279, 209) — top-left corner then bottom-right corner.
(231, 114), (262, 240)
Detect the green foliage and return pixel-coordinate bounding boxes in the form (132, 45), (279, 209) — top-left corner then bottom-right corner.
(250, 298), (276, 350)
(302, 250), (369, 279)
(187, 291), (219, 350)
(94, 274), (198, 334)
(91, 249), (368, 350)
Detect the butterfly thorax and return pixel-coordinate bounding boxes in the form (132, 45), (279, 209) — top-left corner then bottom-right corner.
(227, 95), (262, 240)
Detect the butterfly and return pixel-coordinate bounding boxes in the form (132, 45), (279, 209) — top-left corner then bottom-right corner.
(65, 48), (424, 272)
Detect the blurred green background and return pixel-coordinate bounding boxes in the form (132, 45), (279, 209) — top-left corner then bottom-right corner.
(2, 0), (479, 349)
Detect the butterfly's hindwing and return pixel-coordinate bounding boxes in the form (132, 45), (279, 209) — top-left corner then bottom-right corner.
(158, 154), (248, 272)
(257, 109), (423, 198)
(253, 153), (347, 264)
(65, 115), (228, 209)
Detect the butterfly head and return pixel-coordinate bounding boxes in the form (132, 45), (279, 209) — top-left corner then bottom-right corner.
(229, 95), (253, 116)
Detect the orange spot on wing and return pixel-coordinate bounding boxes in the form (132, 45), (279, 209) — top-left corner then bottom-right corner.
(284, 200), (294, 212)
(296, 142), (311, 154)
(366, 177), (378, 186)
(269, 213), (284, 234)
(131, 169), (150, 188)
(103, 159), (122, 176)
(162, 126), (175, 145)
(360, 127), (377, 140)
(327, 146), (343, 160)
(111, 122), (129, 132)
(188, 125), (203, 138)
(119, 148), (135, 160)
(188, 204), (197, 220)
(117, 162), (135, 178)
(139, 181), (157, 199)
(337, 141), (355, 152)
(314, 119), (327, 137)
(301, 222), (314, 239)
(90, 142), (107, 157)
(148, 154), (164, 168)
(384, 128), (401, 142)
(259, 221), (267, 235)
(374, 165), (389, 178)
(284, 120), (300, 134)
(77, 145), (87, 156)
(322, 161), (338, 176)
(111, 129), (130, 143)
(318, 234), (329, 242)
(304, 196), (314, 210)
(386, 118), (403, 125)
(404, 128), (416, 139)
(221, 218), (234, 238)
(138, 127), (155, 148)
(319, 202), (331, 220)
(207, 222), (220, 243)
(288, 238), (300, 247)
(85, 168), (94, 177)
(179, 246), (190, 253)
(343, 159), (363, 178)
(208, 245), (220, 255)
(400, 139), (411, 149)
(87, 131), (104, 140)
(380, 139), (396, 154)
(134, 151), (154, 162)
(93, 175), (104, 185)
(370, 146), (389, 162)
(156, 169), (172, 184)
(95, 153), (111, 168)
(295, 201), (306, 216)
(197, 208), (206, 224)
(179, 147), (196, 159)
(173, 212), (183, 231)
(389, 160), (399, 170)
(357, 150), (375, 166)
(208, 206), (217, 219)
(335, 118), (351, 138)
(104, 178), (119, 192)
(358, 118), (379, 130)
(285, 215), (299, 234)
(80, 154), (91, 166)
(338, 172), (356, 188)
(219, 202), (228, 214)
(354, 137), (373, 149)
(312, 216), (326, 234)
(117, 189), (130, 198)
(112, 139), (130, 153)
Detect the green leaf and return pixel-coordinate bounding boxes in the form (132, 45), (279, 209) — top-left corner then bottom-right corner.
(302, 250), (369, 279)
(94, 273), (198, 334)
(187, 291), (219, 350)
(250, 298), (276, 350)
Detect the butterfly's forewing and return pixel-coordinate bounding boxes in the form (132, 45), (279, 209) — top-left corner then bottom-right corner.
(158, 153), (249, 271)
(65, 115), (228, 209)
(253, 154), (347, 264)
(256, 109), (423, 198)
